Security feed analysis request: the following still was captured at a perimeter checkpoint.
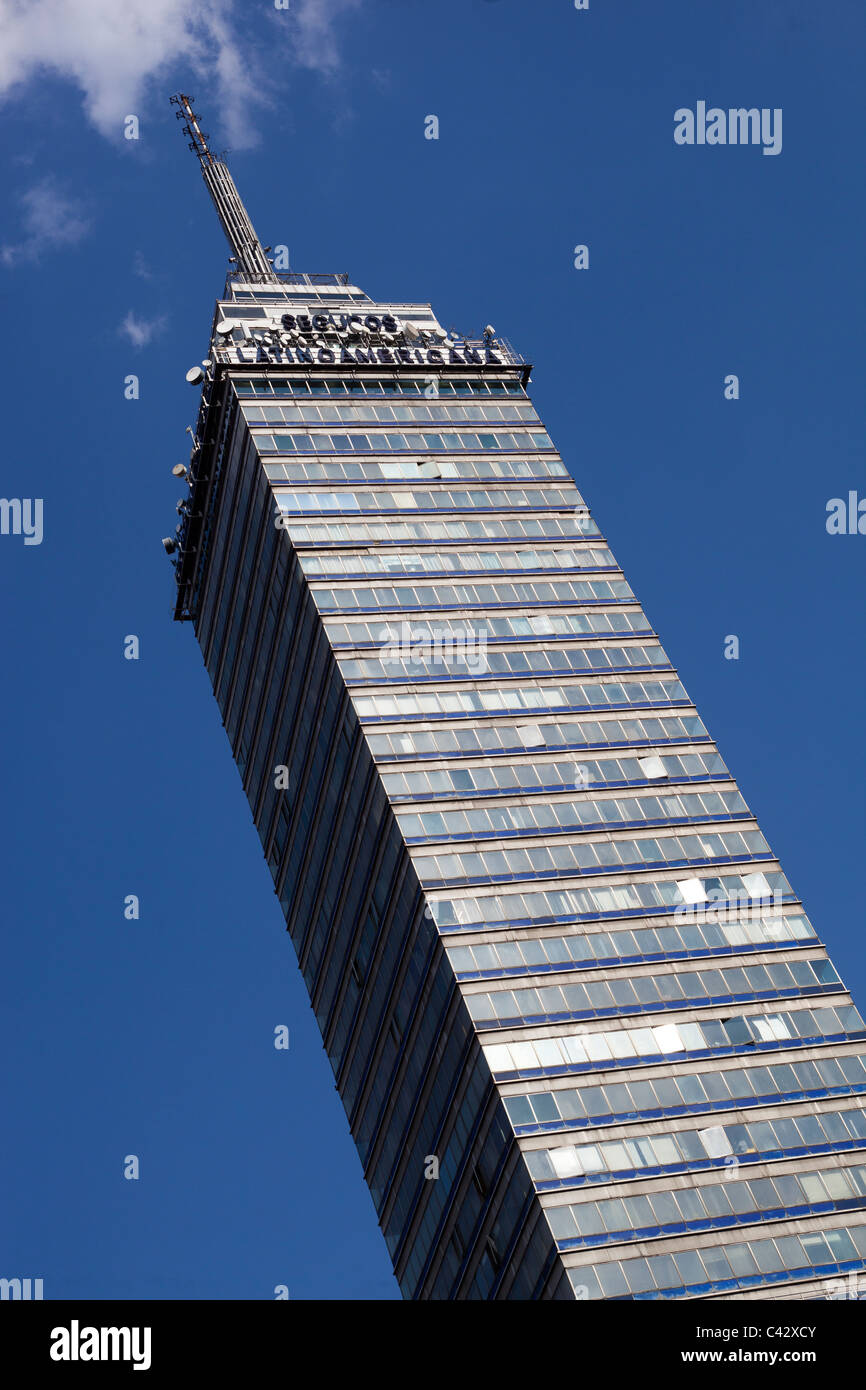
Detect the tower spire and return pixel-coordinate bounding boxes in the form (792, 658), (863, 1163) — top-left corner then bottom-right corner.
(170, 93), (277, 282)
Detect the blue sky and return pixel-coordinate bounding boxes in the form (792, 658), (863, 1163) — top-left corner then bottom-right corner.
(0, 0), (863, 1300)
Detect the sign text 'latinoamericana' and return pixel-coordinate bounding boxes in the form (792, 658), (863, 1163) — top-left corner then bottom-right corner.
(213, 308), (505, 367)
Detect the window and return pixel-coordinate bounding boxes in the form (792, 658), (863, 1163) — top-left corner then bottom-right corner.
(638, 754), (667, 779)
(677, 877), (707, 904)
(471, 1164), (488, 1197)
(517, 724), (544, 748)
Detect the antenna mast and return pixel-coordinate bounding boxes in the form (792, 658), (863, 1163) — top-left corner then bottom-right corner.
(170, 93), (276, 282)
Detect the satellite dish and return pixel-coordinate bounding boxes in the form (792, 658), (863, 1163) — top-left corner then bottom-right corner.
(201, 359), (212, 368)
(215, 322), (234, 335)
(171, 464), (187, 478)
(185, 366), (205, 384)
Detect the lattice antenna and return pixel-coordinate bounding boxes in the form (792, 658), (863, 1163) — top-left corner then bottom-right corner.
(170, 93), (276, 281)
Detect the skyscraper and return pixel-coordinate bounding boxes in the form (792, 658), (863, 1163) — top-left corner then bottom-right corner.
(168, 97), (866, 1300)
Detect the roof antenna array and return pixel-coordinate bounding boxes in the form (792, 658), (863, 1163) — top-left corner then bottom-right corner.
(170, 93), (278, 283)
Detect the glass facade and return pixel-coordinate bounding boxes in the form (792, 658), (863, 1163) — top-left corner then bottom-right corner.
(172, 275), (866, 1299)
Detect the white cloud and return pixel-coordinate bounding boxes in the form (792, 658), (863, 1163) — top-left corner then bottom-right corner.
(292, 0), (363, 76)
(0, 178), (90, 265)
(119, 310), (168, 348)
(0, 0), (364, 146)
(0, 1), (229, 137)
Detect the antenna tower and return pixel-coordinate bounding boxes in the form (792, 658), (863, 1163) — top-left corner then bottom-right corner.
(170, 93), (277, 282)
